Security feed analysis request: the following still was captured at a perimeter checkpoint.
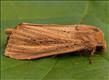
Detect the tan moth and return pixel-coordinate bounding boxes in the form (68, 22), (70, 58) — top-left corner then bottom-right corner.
(4, 23), (106, 60)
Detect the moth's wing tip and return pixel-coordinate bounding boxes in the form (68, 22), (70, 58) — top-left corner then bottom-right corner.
(5, 28), (14, 34)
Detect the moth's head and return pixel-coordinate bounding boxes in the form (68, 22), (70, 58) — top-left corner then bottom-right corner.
(95, 29), (106, 51)
(88, 26), (106, 50)
(76, 25), (106, 51)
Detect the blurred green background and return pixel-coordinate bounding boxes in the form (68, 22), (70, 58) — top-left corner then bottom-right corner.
(1, 1), (109, 80)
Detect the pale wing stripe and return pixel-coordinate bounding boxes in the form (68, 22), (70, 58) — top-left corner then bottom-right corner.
(8, 38), (27, 45)
(9, 35), (34, 45)
(21, 27), (57, 41)
(22, 25), (79, 42)
(6, 42), (85, 55)
(23, 25), (73, 40)
(21, 26), (77, 43)
(42, 26), (76, 32)
(10, 32), (70, 46)
(5, 44), (85, 59)
(15, 27), (71, 43)
(13, 29), (40, 39)
(7, 43), (74, 53)
(22, 23), (76, 31)
(20, 23), (61, 26)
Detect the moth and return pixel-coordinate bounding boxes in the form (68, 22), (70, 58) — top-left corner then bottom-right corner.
(4, 23), (106, 60)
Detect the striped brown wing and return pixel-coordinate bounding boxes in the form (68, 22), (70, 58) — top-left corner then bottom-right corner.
(5, 23), (88, 59)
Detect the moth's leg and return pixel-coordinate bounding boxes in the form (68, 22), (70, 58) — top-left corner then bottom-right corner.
(90, 47), (96, 56)
(88, 55), (92, 64)
(88, 47), (96, 64)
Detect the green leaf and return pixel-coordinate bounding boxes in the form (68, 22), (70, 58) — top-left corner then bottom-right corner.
(1, 1), (109, 80)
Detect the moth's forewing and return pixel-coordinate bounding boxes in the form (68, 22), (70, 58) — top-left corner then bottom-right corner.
(5, 23), (87, 59)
